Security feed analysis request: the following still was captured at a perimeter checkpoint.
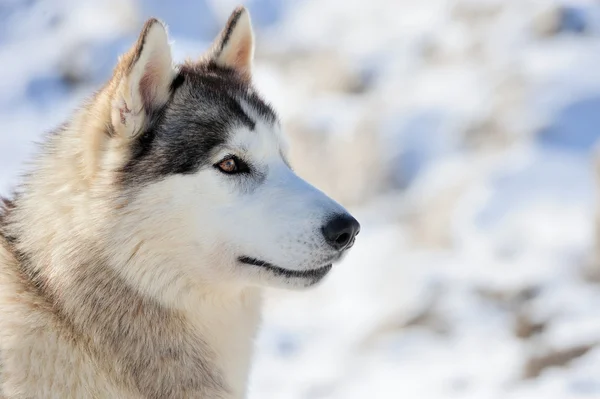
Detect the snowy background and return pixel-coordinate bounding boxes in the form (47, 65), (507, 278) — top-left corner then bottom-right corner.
(2, 0), (600, 398)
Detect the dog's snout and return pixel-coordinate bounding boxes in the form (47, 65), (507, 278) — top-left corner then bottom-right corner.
(322, 214), (360, 251)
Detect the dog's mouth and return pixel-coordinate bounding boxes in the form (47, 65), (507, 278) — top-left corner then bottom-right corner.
(238, 256), (333, 281)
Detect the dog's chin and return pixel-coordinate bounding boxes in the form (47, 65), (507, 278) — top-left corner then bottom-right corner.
(238, 256), (333, 289)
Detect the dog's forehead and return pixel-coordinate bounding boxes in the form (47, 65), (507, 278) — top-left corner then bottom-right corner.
(172, 65), (277, 124)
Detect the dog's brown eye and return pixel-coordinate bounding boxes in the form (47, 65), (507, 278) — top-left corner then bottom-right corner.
(214, 155), (250, 175)
(218, 158), (237, 173)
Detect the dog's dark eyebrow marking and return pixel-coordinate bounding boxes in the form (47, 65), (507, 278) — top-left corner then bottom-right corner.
(229, 97), (255, 131)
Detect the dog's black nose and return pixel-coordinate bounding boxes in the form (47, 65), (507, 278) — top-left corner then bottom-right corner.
(322, 214), (360, 251)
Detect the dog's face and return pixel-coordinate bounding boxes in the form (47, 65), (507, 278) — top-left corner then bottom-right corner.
(106, 8), (359, 290)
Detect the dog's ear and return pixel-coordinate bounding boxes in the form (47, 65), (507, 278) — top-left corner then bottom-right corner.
(208, 6), (254, 82)
(111, 18), (175, 138)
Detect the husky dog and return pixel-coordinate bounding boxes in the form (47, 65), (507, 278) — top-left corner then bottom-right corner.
(0, 6), (359, 398)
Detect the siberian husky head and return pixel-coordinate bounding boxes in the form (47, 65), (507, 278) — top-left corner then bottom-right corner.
(86, 7), (360, 292)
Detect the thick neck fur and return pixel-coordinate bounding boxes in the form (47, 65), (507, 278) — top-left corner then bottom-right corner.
(0, 99), (262, 398)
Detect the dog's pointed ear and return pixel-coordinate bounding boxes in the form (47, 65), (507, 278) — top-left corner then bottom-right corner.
(209, 6), (254, 81)
(111, 18), (175, 138)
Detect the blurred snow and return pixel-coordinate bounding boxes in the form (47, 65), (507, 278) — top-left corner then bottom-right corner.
(2, 0), (600, 398)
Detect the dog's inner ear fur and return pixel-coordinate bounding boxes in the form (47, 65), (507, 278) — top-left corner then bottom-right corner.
(111, 18), (175, 139)
(210, 7), (255, 81)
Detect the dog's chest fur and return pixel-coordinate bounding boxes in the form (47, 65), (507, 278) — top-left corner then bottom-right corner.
(0, 236), (261, 398)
